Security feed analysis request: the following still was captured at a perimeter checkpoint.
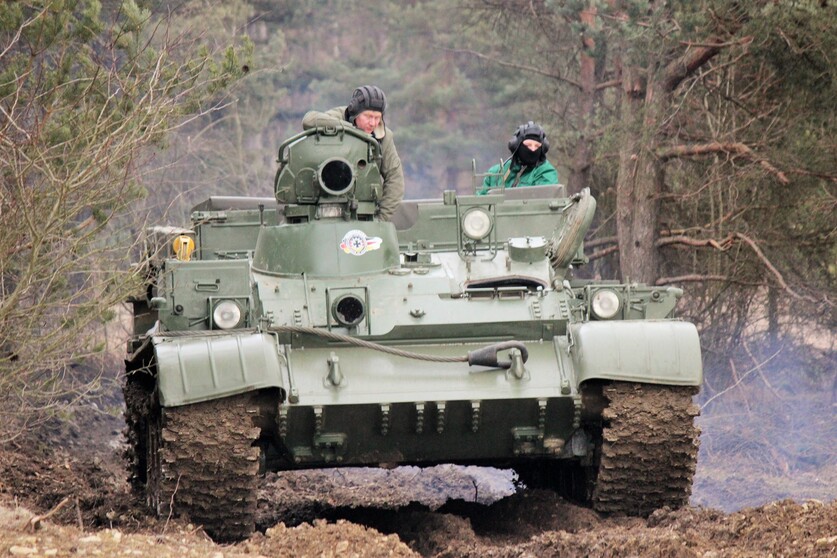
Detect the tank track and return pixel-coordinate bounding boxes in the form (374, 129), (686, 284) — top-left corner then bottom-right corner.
(148, 394), (262, 542)
(592, 382), (700, 516)
(123, 377), (152, 491)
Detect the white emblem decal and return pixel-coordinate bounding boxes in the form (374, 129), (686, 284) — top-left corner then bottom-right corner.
(340, 229), (382, 256)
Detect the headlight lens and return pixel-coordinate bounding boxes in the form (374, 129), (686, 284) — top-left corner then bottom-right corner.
(462, 208), (493, 240)
(591, 289), (621, 320)
(213, 301), (243, 329)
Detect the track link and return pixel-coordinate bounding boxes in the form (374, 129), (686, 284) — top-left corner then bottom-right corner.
(123, 374), (153, 491)
(149, 394), (262, 542)
(592, 382), (700, 516)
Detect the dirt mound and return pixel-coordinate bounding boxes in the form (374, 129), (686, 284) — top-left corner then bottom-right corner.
(0, 504), (417, 557)
(0, 404), (140, 530)
(1, 382), (835, 557)
(3, 484), (835, 557)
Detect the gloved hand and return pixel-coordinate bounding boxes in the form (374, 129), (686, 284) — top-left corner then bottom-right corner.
(309, 115), (342, 128)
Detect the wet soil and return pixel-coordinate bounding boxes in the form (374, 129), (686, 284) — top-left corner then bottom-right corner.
(1, 380), (835, 557)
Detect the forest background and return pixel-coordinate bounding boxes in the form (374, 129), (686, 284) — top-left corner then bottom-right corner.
(1, 0), (835, 502)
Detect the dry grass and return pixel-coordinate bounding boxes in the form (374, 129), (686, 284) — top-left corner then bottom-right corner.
(692, 365), (836, 511)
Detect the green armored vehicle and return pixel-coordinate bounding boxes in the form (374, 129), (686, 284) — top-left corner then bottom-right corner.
(125, 126), (702, 542)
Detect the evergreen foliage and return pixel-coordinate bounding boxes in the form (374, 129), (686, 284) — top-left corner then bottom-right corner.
(0, 0), (250, 440)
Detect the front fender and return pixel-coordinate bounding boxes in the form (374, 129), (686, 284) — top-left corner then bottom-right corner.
(152, 332), (286, 407)
(569, 320), (702, 386)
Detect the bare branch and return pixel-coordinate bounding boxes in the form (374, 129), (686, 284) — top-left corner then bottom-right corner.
(587, 245), (619, 261)
(595, 78), (622, 91)
(584, 235), (618, 249)
(656, 142), (789, 184)
(442, 47), (584, 90)
(785, 167), (837, 184)
(663, 36), (752, 92)
(700, 347), (783, 410)
(27, 497), (71, 532)
(0, 5), (48, 60)
(656, 274), (729, 285)
(656, 233), (734, 251)
(732, 233), (800, 298)
(678, 37), (754, 49)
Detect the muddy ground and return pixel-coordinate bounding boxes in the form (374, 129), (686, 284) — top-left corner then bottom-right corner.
(0, 372), (835, 557)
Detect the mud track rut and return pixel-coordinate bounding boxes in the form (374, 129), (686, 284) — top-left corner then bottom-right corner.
(592, 382), (700, 516)
(123, 380), (700, 542)
(152, 394), (262, 542)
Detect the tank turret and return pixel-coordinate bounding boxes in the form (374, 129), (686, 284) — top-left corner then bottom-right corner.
(274, 126), (384, 222)
(255, 127), (399, 279)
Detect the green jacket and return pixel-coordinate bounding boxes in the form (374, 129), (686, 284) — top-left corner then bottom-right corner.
(302, 106), (405, 221)
(478, 159), (559, 195)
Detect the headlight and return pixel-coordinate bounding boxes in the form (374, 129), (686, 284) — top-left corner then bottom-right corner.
(462, 208), (493, 240)
(213, 300), (243, 329)
(591, 289), (621, 320)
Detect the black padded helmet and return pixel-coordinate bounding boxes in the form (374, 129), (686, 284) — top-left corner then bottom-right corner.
(508, 121), (550, 157)
(346, 85), (387, 123)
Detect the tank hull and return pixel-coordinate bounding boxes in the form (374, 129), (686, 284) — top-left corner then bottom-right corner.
(146, 322), (700, 469)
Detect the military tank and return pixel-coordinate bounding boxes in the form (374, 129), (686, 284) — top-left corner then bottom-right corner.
(124, 125), (702, 542)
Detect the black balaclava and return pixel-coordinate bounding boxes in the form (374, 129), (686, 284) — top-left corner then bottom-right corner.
(509, 122), (549, 168)
(514, 140), (543, 167)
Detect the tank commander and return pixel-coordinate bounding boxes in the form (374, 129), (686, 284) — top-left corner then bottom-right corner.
(478, 121), (558, 194)
(302, 85), (405, 221)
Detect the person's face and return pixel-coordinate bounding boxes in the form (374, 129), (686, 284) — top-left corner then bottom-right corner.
(522, 138), (543, 151)
(354, 110), (383, 134)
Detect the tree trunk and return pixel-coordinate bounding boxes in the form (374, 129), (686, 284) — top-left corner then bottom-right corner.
(566, 5), (600, 195)
(615, 70), (665, 285)
(611, 0), (730, 285)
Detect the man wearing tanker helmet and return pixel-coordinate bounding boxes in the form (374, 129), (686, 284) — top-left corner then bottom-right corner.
(302, 85), (405, 221)
(478, 121), (558, 194)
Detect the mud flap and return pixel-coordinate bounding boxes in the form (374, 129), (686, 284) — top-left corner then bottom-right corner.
(152, 332), (286, 407)
(569, 320), (702, 386)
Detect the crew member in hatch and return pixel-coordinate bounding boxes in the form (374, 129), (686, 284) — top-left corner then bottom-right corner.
(479, 121), (558, 194)
(302, 85), (405, 221)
